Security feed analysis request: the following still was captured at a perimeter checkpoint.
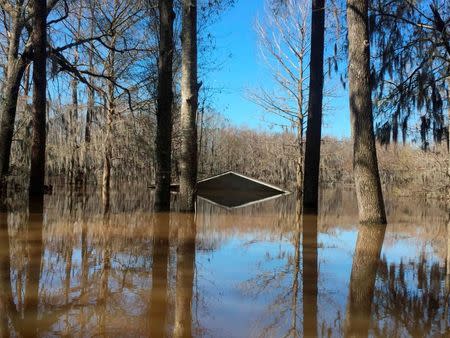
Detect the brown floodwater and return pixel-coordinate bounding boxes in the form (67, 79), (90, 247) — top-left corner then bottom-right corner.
(0, 186), (449, 337)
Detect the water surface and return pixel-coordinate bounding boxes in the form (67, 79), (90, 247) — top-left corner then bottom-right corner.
(0, 187), (449, 337)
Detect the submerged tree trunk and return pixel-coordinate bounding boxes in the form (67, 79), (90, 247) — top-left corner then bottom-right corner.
(29, 0), (48, 198)
(179, 0), (199, 212)
(302, 0), (325, 213)
(346, 0), (387, 224)
(0, 11), (27, 192)
(344, 223), (386, 337)
(154, 0), (175, 211)
(174, 214), (196, 337)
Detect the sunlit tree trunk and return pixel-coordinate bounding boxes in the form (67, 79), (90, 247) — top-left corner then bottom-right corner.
(29, 0), (48, 198)
(174, 214), (196, 337)
(0, 6), (27, 194)
(302, 0), (325, 213)
(302, 214), (318, 337)
(154, 0), (175, 211)
(346, 0), (387, 224)
(150, 213), (170, 336)
(344, 223), (386, 337)
(179, 0), (200, 212)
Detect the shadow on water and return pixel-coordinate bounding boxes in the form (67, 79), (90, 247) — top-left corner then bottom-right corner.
(0, 185), (448, 337)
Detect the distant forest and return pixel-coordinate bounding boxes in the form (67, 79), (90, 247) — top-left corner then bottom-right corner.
(0, 0), (448, 220)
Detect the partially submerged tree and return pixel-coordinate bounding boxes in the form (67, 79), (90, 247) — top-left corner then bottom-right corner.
(28, 0), (48, 198)
(179, 0), (200, 212)
(154, 0), (175, 211)
(302, 0), (326, 213)
(347, 0), (387, 224)
(0, 1), (32, 193)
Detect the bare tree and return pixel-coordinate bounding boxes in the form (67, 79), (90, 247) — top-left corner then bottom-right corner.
(0, 1), (31, 192)
(179, 0), (200, 212)
(250, 0), (310, 196)
(154, 0), (175, 211)
(346, 0), (386, 224)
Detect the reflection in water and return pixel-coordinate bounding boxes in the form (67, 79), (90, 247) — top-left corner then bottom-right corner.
(0, 206), (13, 337)
(302, 213), (318, 338)
(149, 213), (170, 337)
(344, 224), (386, 337)
(174, 214), (196, 337)
(0, 187), (449, 336)
(23, 199), (44, 337)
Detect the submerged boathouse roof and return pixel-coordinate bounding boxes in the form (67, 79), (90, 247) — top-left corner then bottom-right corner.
(197, 171), (289, 209)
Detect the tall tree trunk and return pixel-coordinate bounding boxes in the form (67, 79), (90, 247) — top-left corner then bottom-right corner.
(29, 0), (48, 198)
(344, 223), (386, 337)
(302, 0), (326, 213)
(154, 0), (175, 211)
(296, 52), (305, 200)
(179, 0), (199, 212)
(346, 0), (387, 224)
(302, 214), (318, 337)
(84, 4), (96, 188)
(150, 213), (170, 336)
(0, 11), (27, 192)
(174, 214), (196, 337)
(102, 37), (116, 213)
(69, 71), (79, 186)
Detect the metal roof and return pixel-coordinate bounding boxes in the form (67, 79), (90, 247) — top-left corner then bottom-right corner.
(197, 171), (290, 209)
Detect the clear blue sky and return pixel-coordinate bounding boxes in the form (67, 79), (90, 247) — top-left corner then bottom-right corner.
(204, 0), (351, 139)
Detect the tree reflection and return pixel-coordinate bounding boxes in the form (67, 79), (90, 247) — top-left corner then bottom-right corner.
(22, 198), (44, 337)
(174, 213), (196, 338)
(0, 201), (14, 337)
(302, 213), (318, 338)
(149, 212), (170, 337)
(344, 223), (386, 337)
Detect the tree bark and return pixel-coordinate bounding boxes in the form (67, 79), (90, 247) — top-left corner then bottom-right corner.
(302, 0), (326, 213)
(102, 33), (116, 213)
(344, 223), (386, 337)
(154, 0), (175, 211)
(174, 214), (196, 337)
(0, 10), (27, 192)
(179, 0), (199, 212)
(347, 0), (387, 224)
(29, 0), (48, 198)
